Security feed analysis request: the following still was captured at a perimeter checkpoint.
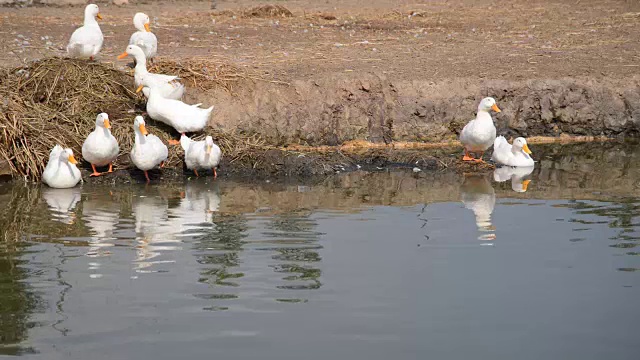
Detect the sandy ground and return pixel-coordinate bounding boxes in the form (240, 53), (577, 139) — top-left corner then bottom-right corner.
(1, 0), (640, 82)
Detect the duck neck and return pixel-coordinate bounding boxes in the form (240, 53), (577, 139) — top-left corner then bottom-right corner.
(135, 131), (147, 145)
(134, 20), (145, 32)
(475, 110), (493, 123)
(134, 54), (148, 73)
(84, 13), (98, 27)
(147, 89), (159, 102)
(100, 127), (111, 137)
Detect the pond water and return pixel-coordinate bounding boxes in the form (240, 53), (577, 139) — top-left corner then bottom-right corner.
(1, 143), (639, 360)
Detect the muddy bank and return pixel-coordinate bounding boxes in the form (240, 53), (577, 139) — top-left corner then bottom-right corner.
(202, 75), (640, 146)
(23, 141), (639, 187)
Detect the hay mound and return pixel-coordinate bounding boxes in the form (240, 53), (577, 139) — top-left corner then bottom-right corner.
(243, 4), (293, 18)
(0, 57), (141, 179)
(0, 57), (265, 180)
(148, 58), (248, 93)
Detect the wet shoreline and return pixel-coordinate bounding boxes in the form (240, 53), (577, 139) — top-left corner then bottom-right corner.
(3, 139), (637, 186)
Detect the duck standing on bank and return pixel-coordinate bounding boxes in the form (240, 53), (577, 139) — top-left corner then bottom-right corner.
(460, 97), (501, 162)
(43, 146), (82, 189)
(130, 116), (168, 183)
(82, 113), (120, 177)
(181, 135), (222, 178)
(138, 74), (213, 143)
(67, 4), (103, 60)
(118, 45), (184, 100)
(129, 12), (157, 62)
(491, 136), (534, 167)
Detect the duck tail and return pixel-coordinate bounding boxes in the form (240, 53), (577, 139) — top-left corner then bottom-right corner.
(179, 134), (193, 152)
(66, 42), (81, 55)
(493, 135), (509, 149)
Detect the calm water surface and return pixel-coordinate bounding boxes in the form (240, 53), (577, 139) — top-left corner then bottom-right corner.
(1, 143), (639, 359)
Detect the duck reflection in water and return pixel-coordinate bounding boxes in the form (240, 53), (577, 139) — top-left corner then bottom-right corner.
(171, 180), (221, 224)
(42, 187), (82, 224)
(460, 173), (496, 241)
(493, 166), (534, 193)
(132, 192), (180, 272)
(82, 191), (120, 259)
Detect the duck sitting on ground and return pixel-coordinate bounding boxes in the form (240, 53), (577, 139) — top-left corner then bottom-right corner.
(460, 97), (501, 162)
(82, 113), (119, 177)
(138, 75), (213, 143)
(43, 146), (82, 189)
(67, 4), (103, 60)
(118, 45), (184, 100)
(129, 12), (157, 62)
(181, 135), (222, 178)
(130, 116), (168, 183)
(491, 136), (534, 167)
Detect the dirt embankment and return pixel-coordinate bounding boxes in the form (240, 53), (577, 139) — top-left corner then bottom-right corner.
(204, 75), (640, 146)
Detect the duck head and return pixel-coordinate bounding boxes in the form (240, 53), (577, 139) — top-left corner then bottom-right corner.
(95, 112), (110, 130)
(133, 12), (151, 32)
(205, 136), (214, 154)
(512, 137), (532, 155)
(478, 97), (501, 113)
(61, 148), (78, 165)
(134, 116), (149, 136)
(117, 44), (146, 63)
(85, 4), (102, 22)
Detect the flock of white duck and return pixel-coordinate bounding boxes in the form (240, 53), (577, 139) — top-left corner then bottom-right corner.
(44, 4), (220, 188)
(43, 4), (534, 189)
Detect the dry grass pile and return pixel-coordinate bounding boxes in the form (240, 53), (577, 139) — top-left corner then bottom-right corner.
(148, 57), (250, 93)
(0, 57), (268, 180)
(243, 4), (293, 18)
(0, 57), (141, 179)
(213, 4), (293, 19)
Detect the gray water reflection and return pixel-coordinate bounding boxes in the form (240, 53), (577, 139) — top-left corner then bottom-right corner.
(460, 174), (496, 241)
(0, 142), (639, 359)
(494, 166), (534, 193)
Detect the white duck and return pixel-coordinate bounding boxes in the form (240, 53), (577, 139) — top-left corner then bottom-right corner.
(82, 113), (119, 177)
(130, 116), (168, 183)
(181, 135), (222, 178)
(460, 97), (501, 162)
(118, 45), (184, 100)
(491, 136), (534, 167)
(493, 165), (534, 193)
(460, 174), (496, 241)
(129, 12), (158, 61)
(67, 4), (103, 60)
(43, 146), (82, 189)
(139, 76), (213, 141)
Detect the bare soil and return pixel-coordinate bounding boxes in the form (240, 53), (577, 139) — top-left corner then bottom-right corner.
(2, 0), (640, 80)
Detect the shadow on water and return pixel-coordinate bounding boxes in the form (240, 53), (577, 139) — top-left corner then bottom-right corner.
(0, 141), (638, 357)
